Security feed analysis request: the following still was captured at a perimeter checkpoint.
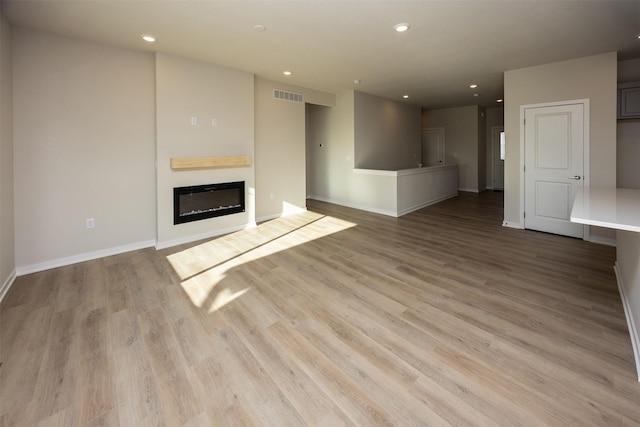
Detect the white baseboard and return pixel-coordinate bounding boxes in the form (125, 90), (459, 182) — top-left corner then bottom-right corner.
(614, 262), (640, 382)
(16, 240), (157, 276)
(589, 235), (617, 247)
(155, 223), (257, 250)
(309, 193), (460, 218)
(0, 269), (17, 303)
(256, 207), (308, 224)
(308, 195), (397, 217)
(502, 221), (524, 229)
(397, 193), (458, 216)
(256, 213), (284, 223)
(458, 187), (480, 193)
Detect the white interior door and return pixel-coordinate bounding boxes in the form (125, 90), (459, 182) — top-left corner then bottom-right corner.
(524, 103), (585, 238)
(421, 128), (444, 167)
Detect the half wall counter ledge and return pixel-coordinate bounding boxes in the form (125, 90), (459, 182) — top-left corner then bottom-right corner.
(570, 186), (640, 382)
(170, 155), (251, 170)
(350, 164), (458, 217)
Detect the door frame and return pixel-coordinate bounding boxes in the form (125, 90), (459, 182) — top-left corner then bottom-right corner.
(491, 126), (504, 190)
(519, 99), (590, 240)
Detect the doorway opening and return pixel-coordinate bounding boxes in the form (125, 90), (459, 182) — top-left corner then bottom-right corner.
(492, 127), (505, 191)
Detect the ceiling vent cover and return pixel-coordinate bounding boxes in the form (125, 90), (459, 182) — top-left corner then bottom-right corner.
(274, 89), (304, 103)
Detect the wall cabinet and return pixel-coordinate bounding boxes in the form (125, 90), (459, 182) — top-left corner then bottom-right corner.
(618, 82), (640, 119)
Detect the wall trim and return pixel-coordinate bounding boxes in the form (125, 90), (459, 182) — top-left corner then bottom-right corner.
(589, 235), (617, 247)
(397, 193), (458, 217)
(458, 187), (480, 193)
(257, 212), (286, 223)
(308, 195), (397, 217)
(502, 221), (524, 229)
(155, 223), (257, 250)
(16, 240), (157, 276)
(0, 269), (17, 303)
(614, 262), (640, 382)
(256, 207), (308, 224)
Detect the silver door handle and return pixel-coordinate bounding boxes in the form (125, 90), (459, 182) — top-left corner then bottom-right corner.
(568, 176), (581, 180)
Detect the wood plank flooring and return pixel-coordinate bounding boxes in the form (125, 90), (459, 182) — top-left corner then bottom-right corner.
(2, 191), (639, 426)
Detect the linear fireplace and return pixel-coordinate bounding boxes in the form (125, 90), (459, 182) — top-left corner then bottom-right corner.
(174, 181), (245, 225)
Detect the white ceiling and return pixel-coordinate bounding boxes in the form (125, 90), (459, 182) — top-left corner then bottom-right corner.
(2, 0), (639, 109)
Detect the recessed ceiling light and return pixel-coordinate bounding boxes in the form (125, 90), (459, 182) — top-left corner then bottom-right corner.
(254, 24), (266, 32)
(402, 95), (409, 99)
(497, 98), (503, 103)
(142, 35), (156, 43)
(394, 23), (410, 33)
(283, 71), (292, 76)
(469, 84), (478, 89)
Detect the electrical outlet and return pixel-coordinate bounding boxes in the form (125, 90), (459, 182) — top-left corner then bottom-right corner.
(86, 218), (95, 229)
(190, 116), (197, 125)
(269, 193), (275, 200)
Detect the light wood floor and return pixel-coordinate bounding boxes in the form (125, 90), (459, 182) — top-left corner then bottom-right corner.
(2, 191), (639, 426)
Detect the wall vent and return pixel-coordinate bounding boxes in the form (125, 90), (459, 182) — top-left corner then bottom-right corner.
(274, 89), (304, 103)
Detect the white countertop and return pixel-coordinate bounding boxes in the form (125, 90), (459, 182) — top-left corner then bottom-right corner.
(353, 164), (457, 176)
(570, 187), (640, 233)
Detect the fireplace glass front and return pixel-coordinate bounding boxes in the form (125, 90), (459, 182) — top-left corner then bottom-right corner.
(173, 181), (245, 225)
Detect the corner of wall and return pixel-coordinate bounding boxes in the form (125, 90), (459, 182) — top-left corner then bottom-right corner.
(0, 269), (16, 304)
(0, 11), (16, 294)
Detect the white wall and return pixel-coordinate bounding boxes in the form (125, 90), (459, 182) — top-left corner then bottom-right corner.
(354, 91), (421, 170)
(12, 28), (157, 271)
(504, 52), (618, 242)
(616, 230), (640, 381)
(307, 90), (456, 215)
(0, 12), (15, 295)
(422, 105), (480, 192)
(254, 78), (334, 222)
(7, 27), (337, 273)
(255, 77), (305, 221)
(306, 91), (355, 205)
(306, 90), (412, 210)
(155, 53), (255, 248)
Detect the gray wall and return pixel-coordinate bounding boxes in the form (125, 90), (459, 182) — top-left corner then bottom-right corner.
(354, 91), (421, 170)
(13, 28), (157, 270)
(485, 106), (504, 189)
(8, 26), (334, 273)
(478, 107), (487, 191)
(617, 58), (640, 190)
(307, 90), (425, 209)
(0, 12), (14, 294)
(255, 78), (305, 221)
(422, 105), (480, 192)
(504, 52), (617, 243)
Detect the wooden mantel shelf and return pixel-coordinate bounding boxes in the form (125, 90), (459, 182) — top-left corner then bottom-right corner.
(170, 156), (251, 170)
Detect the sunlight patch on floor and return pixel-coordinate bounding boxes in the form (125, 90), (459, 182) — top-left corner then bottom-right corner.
(167, 209), (357, 311)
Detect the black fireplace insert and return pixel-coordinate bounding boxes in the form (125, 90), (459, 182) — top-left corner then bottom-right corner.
(173, 181), (245, 225)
